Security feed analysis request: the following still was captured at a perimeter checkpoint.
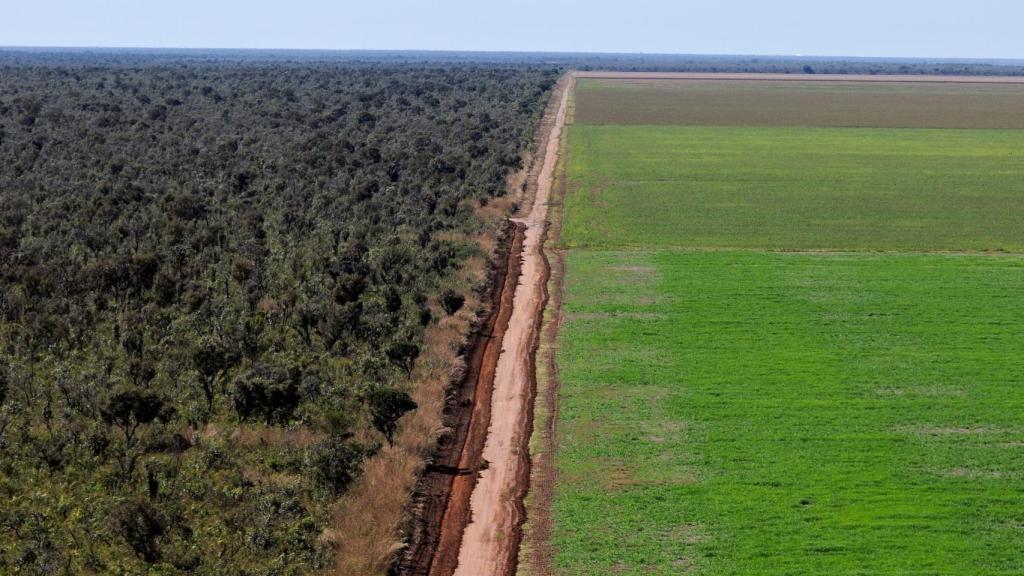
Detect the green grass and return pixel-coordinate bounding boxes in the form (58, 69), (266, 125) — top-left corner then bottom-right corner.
(550, 78), (1024, 575)
(555, 250), (1024, 575)
(562, 125), (1024, 252)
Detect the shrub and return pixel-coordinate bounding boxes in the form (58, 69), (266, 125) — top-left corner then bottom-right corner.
(305, 434), (369, 495)
(440, 288), (465, 315)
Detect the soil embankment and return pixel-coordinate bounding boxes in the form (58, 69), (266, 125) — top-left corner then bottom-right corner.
(393, 219), (523, 576)
(394, 76), (571, 576)
(450, 77), (571, 576)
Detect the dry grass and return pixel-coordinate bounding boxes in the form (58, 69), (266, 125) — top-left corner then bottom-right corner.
(330, 286), (481, 575)
(329, 159), (538, 576)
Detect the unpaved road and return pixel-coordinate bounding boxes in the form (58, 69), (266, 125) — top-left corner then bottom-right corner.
(448, 78), (571, 576)
(396, 75), (572, 576)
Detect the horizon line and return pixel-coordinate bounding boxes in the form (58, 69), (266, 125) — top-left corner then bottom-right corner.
(2, 45), (1023, 64)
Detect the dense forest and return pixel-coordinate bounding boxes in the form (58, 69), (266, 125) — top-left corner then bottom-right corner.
(0, 57), (555, 574)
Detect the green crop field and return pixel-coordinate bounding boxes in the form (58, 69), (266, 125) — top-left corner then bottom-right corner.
(548, 78), (1024, 575)
(557, 251), (1024, 575)
(575, 78), (1024, 128)
(563, 125), (1024, 252)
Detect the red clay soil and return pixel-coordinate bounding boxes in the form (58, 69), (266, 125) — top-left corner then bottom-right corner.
(393, 220), (524, 576)
(521, 154), (569, 576)
(575, 71), (1024, 84)
(393, 76), (571, 576)
(450, 76), (570, 576)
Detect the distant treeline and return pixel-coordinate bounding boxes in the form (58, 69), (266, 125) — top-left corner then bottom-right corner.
(0, 58), (554, 574)
(3, 48), (1024, 76)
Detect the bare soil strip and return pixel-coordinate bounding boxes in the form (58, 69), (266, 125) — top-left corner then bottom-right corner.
(394, 77), (571, 576)
(575, 71), (1024, 84)
(522, 192), (568, 576)
(394, 220), (523, 576)
(450, 77), (571, 576)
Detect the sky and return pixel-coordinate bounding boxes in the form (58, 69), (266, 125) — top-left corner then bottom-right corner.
(2, 0), (1022, 60)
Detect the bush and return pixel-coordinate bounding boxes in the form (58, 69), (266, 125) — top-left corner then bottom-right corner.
(440, 288), (466, 315)
(231, 365), (301, 425)
(305, 434), (369, 495)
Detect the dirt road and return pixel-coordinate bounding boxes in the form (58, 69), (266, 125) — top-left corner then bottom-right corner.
(448, 78), (570, 576)
(395, 76), (571, 576)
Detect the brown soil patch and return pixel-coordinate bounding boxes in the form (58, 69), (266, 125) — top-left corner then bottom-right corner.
(575, 71), (1024, 84)
(609, 264), (657, 275)
(392, 220), (523, 576)
(940, 467), (1008, 479)
(518, 76), (575, 576)
(574, 71), (1024, 129)
(911, 426), (997, 436)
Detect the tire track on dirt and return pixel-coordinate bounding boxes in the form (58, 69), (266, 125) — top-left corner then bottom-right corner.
(448, 75), (570, 576)
(394, 76), (571, 576)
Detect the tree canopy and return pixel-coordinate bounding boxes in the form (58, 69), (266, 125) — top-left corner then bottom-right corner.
(0, 56), (555, 574)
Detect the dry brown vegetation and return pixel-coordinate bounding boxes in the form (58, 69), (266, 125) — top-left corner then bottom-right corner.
(331, 257), (487, 575)
(575, 77), (1024, 128)
(330, 137), (541, 576)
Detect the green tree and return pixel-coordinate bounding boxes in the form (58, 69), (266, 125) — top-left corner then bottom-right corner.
(306, 433), (368, 494)
(192, 338), (237, 417)
(101, 387), (171, 478)
(366, 386), (417, 446)
(386, 341), (420, 376)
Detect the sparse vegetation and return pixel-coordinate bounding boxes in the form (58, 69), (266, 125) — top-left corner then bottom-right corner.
(574, 77), (1024, 128)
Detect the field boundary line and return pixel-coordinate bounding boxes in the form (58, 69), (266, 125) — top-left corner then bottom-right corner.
(518, 72), (575, 576)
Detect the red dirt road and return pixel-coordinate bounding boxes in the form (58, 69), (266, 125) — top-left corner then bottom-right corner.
(395, 76), (571, 576)
(450, 77), (570, 576)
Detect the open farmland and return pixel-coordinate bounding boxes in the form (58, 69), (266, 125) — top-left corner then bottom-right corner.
(575, 77), (1024, 128)
(563, 125), (1024, 251)
(540, 75), (1024, 575)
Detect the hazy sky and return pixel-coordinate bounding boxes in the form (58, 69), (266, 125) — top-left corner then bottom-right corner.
(2, 0), (1022, 59)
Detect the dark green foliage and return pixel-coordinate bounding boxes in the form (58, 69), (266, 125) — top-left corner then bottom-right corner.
(0, 56), (553, 574)
(440, 287), (466, 315)
(366, 386), (418, 445)
(101, 386), (172, 477)
(231, 364), (301, 425)
(306, 433), (370, 495)
(113, 498), (165, 563)
(101, 387), (169, 442)
(386, 341), (421, 376)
